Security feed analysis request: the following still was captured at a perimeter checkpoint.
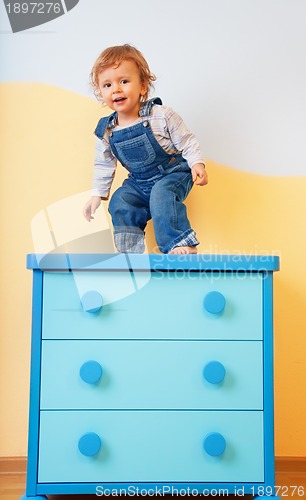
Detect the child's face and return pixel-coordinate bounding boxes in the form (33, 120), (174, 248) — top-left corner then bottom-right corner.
(98, 60), (147, 123)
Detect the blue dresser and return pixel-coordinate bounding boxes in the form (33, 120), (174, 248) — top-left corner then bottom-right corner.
(23, 253), (280, 498)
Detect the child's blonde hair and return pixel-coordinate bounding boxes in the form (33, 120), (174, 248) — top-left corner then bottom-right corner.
(90, 44), (156, 103)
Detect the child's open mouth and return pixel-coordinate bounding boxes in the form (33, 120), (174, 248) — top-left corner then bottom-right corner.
(113, 97), (126, 103)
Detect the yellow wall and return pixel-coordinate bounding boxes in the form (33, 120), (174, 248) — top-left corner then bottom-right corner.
(1, 83), (305, 457)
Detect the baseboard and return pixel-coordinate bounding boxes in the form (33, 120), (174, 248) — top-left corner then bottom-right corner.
(276, 456), (306, 473)
(0, 456), (305, 474)
(0, 456), (27, 474)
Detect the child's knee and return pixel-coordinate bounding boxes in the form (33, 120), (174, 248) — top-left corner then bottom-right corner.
(108, 188), (128, 216)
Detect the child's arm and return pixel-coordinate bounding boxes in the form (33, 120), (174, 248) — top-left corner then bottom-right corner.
(191, 163), (208, 186)
(160, 106), (207, 184)
(83, 136), (116, 221)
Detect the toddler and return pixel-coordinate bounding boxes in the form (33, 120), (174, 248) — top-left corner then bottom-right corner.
(83, 44), (208, 254)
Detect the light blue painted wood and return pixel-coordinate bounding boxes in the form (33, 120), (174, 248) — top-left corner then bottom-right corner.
(38, 410), (264, 483)
(262, 272), (277, 487)
(26, 270), (43, 496)
(25, 255), (279, 496)
(34, 482), (277, 495)
(40, 340), (263, 410)
(42, 271), (263, 340)
(26, 253), (280, 271)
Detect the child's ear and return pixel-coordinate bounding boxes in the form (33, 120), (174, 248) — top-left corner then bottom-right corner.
(140, 83), (148, 97)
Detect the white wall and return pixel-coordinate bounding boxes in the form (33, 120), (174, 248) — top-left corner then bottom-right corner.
(1, 0), (306, 175)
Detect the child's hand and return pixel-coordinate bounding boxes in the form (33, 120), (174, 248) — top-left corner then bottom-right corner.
(83, 196), (101, 221)
(191, 163), (208, 186)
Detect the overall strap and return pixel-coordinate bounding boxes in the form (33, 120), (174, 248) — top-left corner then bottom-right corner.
(139, 97), (163, 117)
(94, 112), (117, 139)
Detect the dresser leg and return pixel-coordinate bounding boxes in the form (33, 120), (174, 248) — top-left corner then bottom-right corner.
(20, 495), (48, 500)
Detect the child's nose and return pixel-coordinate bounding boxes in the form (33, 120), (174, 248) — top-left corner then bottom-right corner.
(113, 83), (122, 93)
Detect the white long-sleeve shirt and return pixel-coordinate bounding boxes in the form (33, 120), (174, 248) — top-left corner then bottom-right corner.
(92, 104), (205, 199)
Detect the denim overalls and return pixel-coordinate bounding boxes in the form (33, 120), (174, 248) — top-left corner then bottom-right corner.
(94, 98), (199, 253)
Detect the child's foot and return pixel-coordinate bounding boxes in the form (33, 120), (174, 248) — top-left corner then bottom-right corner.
(168, 246), (198, 255)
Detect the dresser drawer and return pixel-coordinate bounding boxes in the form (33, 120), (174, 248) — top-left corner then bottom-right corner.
(40, 340), (262, 410)
(42, 271), (263, 340)
(38, 410), (264, 483)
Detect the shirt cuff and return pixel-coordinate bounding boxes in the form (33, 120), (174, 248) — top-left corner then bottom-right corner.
(91, 189), (110, 199)
(190, 160), (206, 169)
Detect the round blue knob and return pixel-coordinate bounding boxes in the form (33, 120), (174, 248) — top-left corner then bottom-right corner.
(81, 290), (103, 313)
(80, 360), (103, 384)
(78, 432), (101, 456)
(203, 432), (226, 456)
(203, 291), (226, 314)
(203, 361), (226, 384)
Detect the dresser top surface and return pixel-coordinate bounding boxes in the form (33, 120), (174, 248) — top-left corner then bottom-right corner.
(26, 253), (280, 272)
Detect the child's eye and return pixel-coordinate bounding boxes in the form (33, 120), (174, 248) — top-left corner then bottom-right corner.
(103, 83), (111, 88)
(121, 79), (128, 84)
